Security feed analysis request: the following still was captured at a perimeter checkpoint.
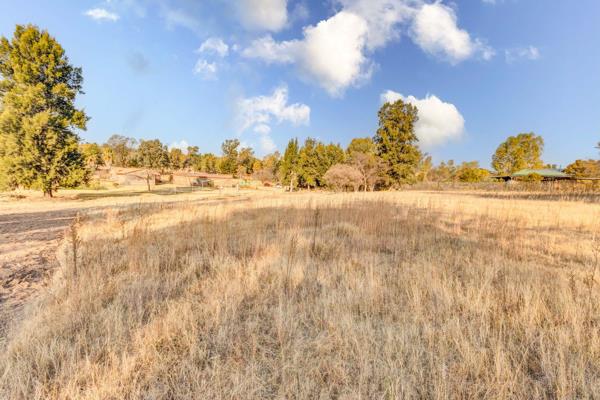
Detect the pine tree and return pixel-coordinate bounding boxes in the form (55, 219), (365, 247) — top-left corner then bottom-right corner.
(278, 138), (299, 189)
(374, 99), (422, 186)
(0, 25), (88, 196)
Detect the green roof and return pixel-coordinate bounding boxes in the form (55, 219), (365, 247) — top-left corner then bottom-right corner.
(512, 169), (571, 178)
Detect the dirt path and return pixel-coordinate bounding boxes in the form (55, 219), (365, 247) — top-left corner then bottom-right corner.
(0, 207), (80, 335)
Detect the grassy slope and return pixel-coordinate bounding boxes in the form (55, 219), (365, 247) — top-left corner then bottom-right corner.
(1, 192), (600, 399)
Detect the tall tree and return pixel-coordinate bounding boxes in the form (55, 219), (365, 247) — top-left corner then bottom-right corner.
(298, 138), (320, 189)
(137, 139), (169, 191)
(0, 25), (88, 196)
(238, 147), (256, 175)
(491, 132), (544, 174)
(278, 138), (299, 189)
(220, 139), (239, 175)
(374, 99), (422, 186)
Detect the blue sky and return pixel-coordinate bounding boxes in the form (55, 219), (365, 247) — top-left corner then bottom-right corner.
(1, 0), (599, 167)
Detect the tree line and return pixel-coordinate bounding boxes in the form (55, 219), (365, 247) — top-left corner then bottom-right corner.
(1, 25), (599, 196)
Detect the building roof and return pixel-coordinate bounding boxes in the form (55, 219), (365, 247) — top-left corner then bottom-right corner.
(512, 169), (571, 178)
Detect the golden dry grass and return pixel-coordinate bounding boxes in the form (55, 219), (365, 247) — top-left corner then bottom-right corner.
(2, 191), (600, 399)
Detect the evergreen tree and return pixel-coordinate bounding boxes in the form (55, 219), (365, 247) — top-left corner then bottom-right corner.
(0, 25), (88, 196)
(278, 138), (299, 189)
(298, 138), (320, 189)
(374, 99), (422, 186)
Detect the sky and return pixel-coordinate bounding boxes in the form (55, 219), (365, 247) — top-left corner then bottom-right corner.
(1, 0), (599, 167)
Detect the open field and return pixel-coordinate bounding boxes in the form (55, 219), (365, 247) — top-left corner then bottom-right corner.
(0, 186), (277, 336)
(2, 190), (600, 398)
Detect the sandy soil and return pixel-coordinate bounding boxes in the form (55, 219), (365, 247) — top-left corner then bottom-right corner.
(0, 186), (268, 337)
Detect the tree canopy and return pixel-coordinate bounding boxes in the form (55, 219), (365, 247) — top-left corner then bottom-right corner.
(492, 133), (544, 174)
(374, 99), (422, 186)
(0, 25), (88, 195)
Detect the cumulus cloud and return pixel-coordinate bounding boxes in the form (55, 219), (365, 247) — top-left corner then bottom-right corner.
(381, 90), (465, 147)
(236, 0), (288, 32)
(410, 2), (494, 64)
(198, 37), (229, 57)
(85, 8), (119, 22)
(193, 59), (218, 80)
(237, 85), (309, 153)
(243, 1), (492, 95)
(505, 46), (541, 63)
(243, 11), (371, 96)
(336, 0), (416, 50)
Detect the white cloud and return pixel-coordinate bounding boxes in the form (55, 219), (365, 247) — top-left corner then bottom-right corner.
(336, 0), (416, 50)
(237, 85), (309, 153)
(198, 37), (229, 57)
(169, 140), (190, 152)
(410, 3), (493, 64)
(236, 0), (288, 32)
(381, 90), (465, 147)
(243, 1), (492, 95)
(243, 11), (371, 96)
(84, 8), (120, 22)
(505, 46), (541, 63)
(242, 36), (297, 63)
(193, 59), (218, 80)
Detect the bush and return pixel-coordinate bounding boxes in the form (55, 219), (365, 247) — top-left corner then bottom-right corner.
(323, 164), (362, 191)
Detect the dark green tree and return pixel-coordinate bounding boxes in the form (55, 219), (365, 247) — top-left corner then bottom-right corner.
(278, 138), (299, 189)
(298, 138), (320, 189)
(0, 25), (88, 196)
(374, 99), (422, 186)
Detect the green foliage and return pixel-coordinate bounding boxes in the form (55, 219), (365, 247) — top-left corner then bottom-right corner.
(0, 25), (89, 196)
(278, 138), (299, 187)
(374, 99), (422, 186)
(564, 159), (600, 178)
(80, 142), (103, 170)
(455, 161), (490, 182)
(347, 137), (376, 155)
(220, 139), (239, 175)
(297, 138), (345, 189)
(137, 139), (169, 170)
(492, 132), (544, 174)
(238, 147), (256, 175)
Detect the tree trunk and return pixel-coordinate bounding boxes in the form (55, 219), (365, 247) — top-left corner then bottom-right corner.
(146, 171), (151, 192)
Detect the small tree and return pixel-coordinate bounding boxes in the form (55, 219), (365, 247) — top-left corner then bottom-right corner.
(374, 99), (422, 186)
(492, 133), (544, 174)
(323, 164), (362, 192)
(456, 161), (490, 182)
(220, 139), (240, 175)
(0, 25), (89, 196)
(137, 139), (169, 191)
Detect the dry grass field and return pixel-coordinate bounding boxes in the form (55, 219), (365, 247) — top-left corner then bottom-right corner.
(2, 190), (600, 399)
